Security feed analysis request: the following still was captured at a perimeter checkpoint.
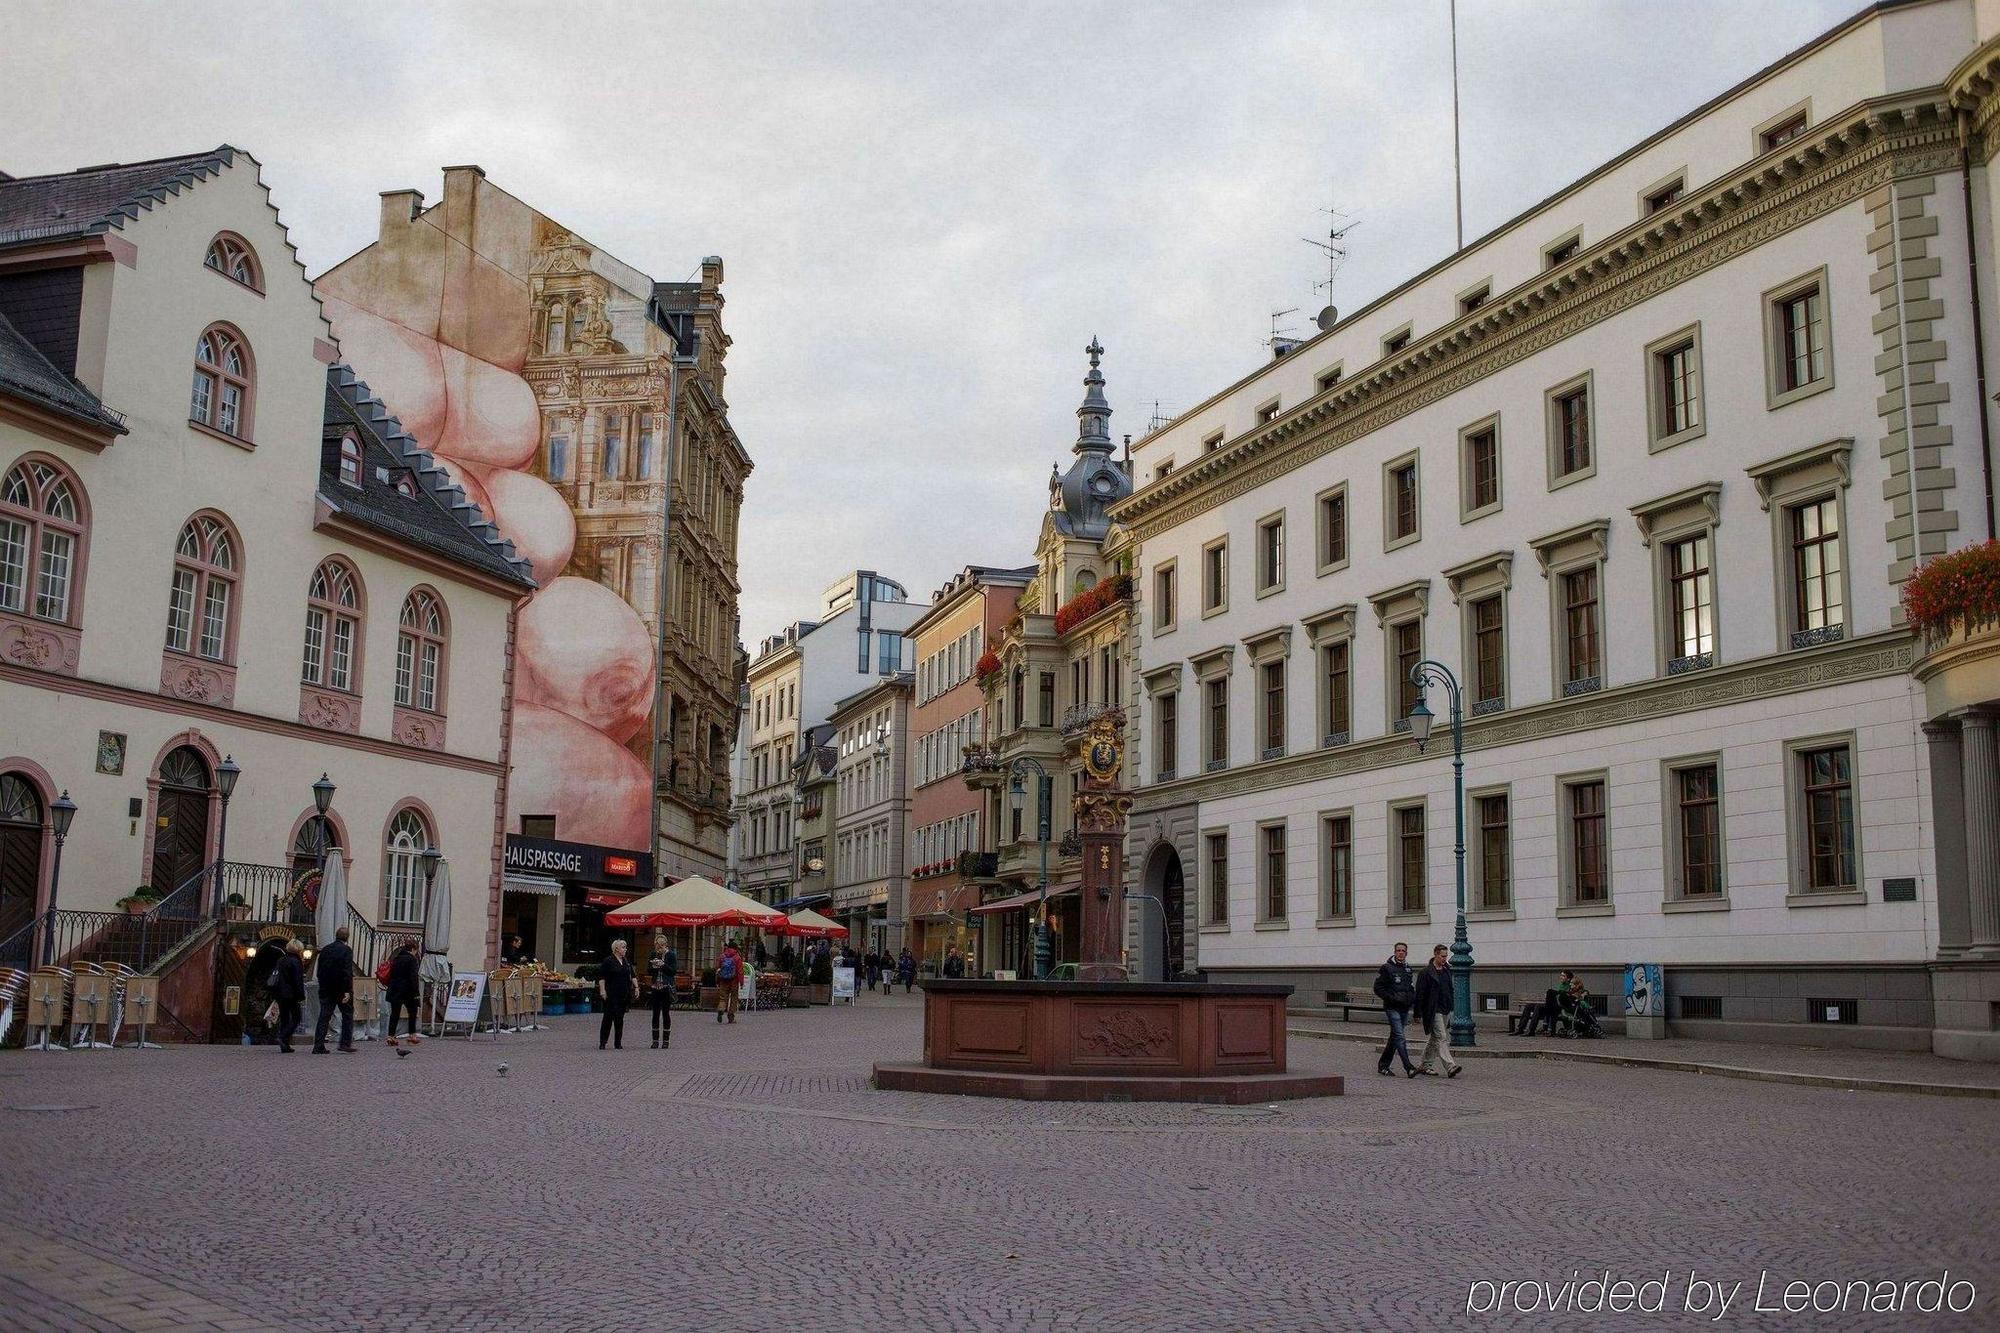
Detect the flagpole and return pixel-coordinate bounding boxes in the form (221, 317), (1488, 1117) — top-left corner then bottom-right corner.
(1450, 0), (1464, 251)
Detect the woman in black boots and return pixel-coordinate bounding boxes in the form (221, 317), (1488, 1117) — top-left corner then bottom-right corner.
(647, 929), (678, 1049)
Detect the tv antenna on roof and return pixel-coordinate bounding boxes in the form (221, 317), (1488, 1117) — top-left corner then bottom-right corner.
(1304, 195), (1360, 330)
(1147, 400), (1174, 433)
(1267, 307), (1302, 352)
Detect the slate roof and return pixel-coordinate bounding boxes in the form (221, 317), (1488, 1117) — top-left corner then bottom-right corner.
(319, 364), (536, 590)
(0, 146), (238, 249)
(0, 309), (126, 434)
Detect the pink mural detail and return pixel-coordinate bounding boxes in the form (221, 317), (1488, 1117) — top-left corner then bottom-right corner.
(508, 702), (650, 848)
(513, 576), (654, 743)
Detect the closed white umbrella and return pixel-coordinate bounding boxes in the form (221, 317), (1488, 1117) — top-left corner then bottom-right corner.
(419, 856), (451, 1027)
(308, 853), (347, 1035)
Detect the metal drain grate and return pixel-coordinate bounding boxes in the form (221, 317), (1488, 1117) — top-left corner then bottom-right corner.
(678, 1071), (871, 1101)
(8, 1104), (97, 1113)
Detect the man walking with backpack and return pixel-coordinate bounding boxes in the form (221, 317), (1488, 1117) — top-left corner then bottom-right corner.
(1373, 942), (1420, 1078)
(1415, 944), (1463, 1077)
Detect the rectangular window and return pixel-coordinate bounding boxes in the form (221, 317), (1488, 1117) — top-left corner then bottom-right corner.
(1316, 366), (1343, 393)
(1790, 497), (1843, 635)
(1205, 676), (1228, 770)
(1471, 595), (1504, 707)
(1656, 337), (1701, 439)
(1393, 620), (1423, 721)
(1553, 385), (1591, 478)
(1382, 327), (1411, 355)
(1259, 823), (1287, 921)
(1318, 486), (1348, 571)
(1256, 399), (1281, 424)
(1668, 534), (1715, 662)
(1567, 779), (1608, 904)
(1156, 691), (1178, 781)
(329, 616), (353, 691)
(1776, 283), (1827, 395)
(1038, 672), (1055, 728)
(1544, 234), (1580, 268)
(1202, 539), (1227, 613)
(1203, 431), (1224, 453)
(602, 414), (625, 479)
(1256, 514), (1284, 593)
(0, 517), (27, 613)
(1395, 804), (1427, 915)
(198, 576), (227, 660)
(1153, 461), (1174, 482)
(1645, 177), (1685, 213)
(1321, 640), (1350, 745)
(878, 630), (905, 674)
(1321, 814), (1353, 919)
(1205, 832), (1229, 927)
(1476, 793), (1510, 911)
(1675, 764), (1723, 897)
(1260, 660), (1285, 757)
(1153, 563), (1177, 631)
(1761, 109), (1808, 152)
(1388, 459), (1419, 543)
(1563, 567), (1601, 686)
(1459, 283), (1491, 314)
(1800, 744), (1856, 890)
(1463, 424), (1499, 515)
(169, 568), (199, 654)
(547, 431), (570, 480)
(394, 634), (414, 707)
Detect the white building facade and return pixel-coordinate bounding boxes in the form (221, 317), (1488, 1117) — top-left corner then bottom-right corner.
(1119, 0), (2000, 1058)
(0, 149), (532, 1030)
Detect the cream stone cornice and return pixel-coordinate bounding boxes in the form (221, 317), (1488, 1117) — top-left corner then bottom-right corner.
(1241, 623), (1293, 662)
(1630, 482), (1724, 547)
(1131, 630), (1915, 813)
(1945, 31), (2000, 160)
(1367, 578), (1431, 624)
(1441, 551), (1515, 604)
(1110, 96), (1959, 541)
(1746, 437), (1854, 509)
(1190, 644), (1235, 679)
(1529, 519), (1611, 577)
(1300, 603), (1358, 644)
(1141, 661), (1183, 694)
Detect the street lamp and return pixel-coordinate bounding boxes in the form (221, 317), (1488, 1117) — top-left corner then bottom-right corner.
(1407, 660), (1475, 1047)
(211, 755), (241, 914)
(1007, 758), (1051, 979)
(38, 790), (76, 968)
(311, 773), (336, 899)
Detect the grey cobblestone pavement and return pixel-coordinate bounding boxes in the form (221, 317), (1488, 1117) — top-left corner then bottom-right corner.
(1, 991), (1995, 1332)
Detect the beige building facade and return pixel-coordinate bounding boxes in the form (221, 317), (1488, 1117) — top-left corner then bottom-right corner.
(829, 673), (913, 950)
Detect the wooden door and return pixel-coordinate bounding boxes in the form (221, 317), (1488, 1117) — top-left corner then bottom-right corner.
(0, 773), (43, 944)
(150, 748), (211, 895)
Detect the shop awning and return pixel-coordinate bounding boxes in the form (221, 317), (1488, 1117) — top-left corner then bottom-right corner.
(503, 874), (565, 898)
(772, 891), (831, 911)
(970, 885), (1080, 916)
(604, 876), (788, 930)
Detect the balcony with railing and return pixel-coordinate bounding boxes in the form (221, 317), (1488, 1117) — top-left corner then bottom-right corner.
(1060, 701), (1124, 737)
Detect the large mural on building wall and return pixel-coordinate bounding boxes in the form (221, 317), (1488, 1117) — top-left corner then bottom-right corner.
(318, 179), (677, 852)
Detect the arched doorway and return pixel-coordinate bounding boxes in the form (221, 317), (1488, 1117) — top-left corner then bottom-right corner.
(0, 774), (45, 944)
(150, 746), (212, 894)
(1143, 842), (1187, 981)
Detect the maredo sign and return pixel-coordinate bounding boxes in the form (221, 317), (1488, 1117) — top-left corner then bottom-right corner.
(504, 835), (650, 886)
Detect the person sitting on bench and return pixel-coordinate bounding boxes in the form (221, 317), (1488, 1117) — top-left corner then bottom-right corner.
(1509, 970), (1574, 1036)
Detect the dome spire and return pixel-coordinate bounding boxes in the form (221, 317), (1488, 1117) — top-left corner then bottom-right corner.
(1075, 335), (1112, 457)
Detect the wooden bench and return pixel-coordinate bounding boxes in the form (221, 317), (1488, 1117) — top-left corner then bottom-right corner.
(1325, 991), (1387, 1023)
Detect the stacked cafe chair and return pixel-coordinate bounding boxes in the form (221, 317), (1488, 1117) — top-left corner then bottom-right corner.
(121, 973), (164, 1048)
(69, 964), (115, 1049)
(26, 966), (69, 1050)
(103, 962), (137, 1047)
(0, 966), (25, 1045)
(485, 967), (511, 1035)
(504, 973), (527, 1035)
(350, 975), (381, 1042)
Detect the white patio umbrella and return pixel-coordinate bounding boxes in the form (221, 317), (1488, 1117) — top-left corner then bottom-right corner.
(420, 856), (451, 1027)
(308, 852), (347, 1034)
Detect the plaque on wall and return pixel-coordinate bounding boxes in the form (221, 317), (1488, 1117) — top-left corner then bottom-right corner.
(95, 731), (127, 775)
(1881, 878), (1916, 902)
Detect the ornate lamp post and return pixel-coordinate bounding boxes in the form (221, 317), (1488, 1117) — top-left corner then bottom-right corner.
(1006, 757), (1051, 978)
(1407, 660), (1475, 1047)
(38, 790), (76, 968)
(311, 772), (336, 890)
(211, 755), (241, 914)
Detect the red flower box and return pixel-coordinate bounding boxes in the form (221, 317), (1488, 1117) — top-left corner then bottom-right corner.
(1903, 540), (2000, 645)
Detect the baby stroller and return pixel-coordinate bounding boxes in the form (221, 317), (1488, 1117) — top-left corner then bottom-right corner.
(1555, 988), (1603, 1039)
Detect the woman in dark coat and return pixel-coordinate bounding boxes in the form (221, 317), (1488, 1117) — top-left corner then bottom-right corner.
(385, 939), (422, 1043)
(897, 948), (916, 993)
(271, 940), (306, 1053)
(598, 938), (636, 1050)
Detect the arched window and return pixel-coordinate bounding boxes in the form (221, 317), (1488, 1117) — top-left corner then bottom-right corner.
(165, 514), (239, 662)
(303, 558), (362, 691)
(202, 233), (262, 291)
(395, 588), (447, 712)
(0, 457), (85, 624)
(382, 806), (433, 924)
(191, 324), (253, 439)
(337, 434), (362, 488)
(545, 301), (566, 355)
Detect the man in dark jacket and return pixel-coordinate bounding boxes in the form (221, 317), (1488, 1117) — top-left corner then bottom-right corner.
(311, 925), (357, 1054)
(1414, 944), (1463, 1077)
(271, 940), (306, 1053)
(1372, 942), (1419, 1077)
(942, 948), (965, 979)
(385, 939), (422, 1044)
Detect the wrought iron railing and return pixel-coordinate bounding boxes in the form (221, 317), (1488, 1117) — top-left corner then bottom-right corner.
(1060, 701), (1124, 736)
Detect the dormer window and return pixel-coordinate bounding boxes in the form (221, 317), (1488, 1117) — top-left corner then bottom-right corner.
(338, 435), (362, 488)
(203, 233), (262, 292)
(395, 475), (416, 499)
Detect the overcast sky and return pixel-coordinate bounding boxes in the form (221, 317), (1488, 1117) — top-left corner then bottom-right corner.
(3, 0), (1858, 644)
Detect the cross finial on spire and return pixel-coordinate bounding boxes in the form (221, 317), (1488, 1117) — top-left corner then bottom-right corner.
(1086, 335), (1103, 369)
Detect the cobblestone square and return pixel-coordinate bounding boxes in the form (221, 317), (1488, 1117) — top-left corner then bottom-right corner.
(1, 997), (1996, 1331)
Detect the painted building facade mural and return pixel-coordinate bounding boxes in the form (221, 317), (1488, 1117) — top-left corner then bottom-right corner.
(316, 166), (747, 880)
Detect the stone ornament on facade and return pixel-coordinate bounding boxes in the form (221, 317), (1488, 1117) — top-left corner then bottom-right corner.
(1075, 1007), (1172, 1058)
(159, 656), (236, 707)
(298, 685), (362, 735)
(0, 620), (79, 675)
